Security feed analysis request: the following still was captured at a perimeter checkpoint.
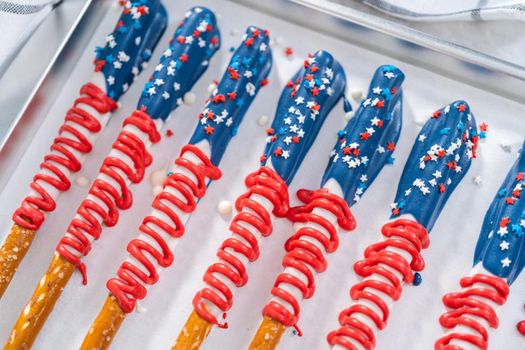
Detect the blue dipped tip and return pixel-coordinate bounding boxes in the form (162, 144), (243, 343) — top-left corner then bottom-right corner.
(261, 50), (349, 185)
(390, 100), (478, 231)
(188, 26), (273, 166)
(321, 65), (404, 206)
(474, 140), (525, 285)
(95, 0), (168, 101)
(137, 6), (221, 120)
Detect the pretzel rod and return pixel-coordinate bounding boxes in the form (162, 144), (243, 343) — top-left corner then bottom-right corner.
(249, 65), (405, 350)
(173, 50), (352, 349)
(328, 100), (480, 350)
(81, 295), (126, 350)
(172, 310), (214, 350)
(79, 25), (272, 349)
(4, 8), (221, 349)
(435, 139), (525, 350)
(250, 316), (287, 350)
(5, 253), (75, 349)
(0, 0), (168, 299)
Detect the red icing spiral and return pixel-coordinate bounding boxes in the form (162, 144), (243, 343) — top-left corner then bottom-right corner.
(192, 166), (290, 326)
(262, 188), (356, 327)
(107, 144), (222, 313)
(435, 274), (510, 350)
(13, 83), (117, 231)
(327, 219), (428, 350)
(56, 109), (160, 284)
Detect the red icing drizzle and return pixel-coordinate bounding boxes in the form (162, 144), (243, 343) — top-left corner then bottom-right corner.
(107, 144), (221, 313)
(435, 274), (510, 350)
(56, 109), (160, 284)
(263, 188), (355, 327)
(192, 166), (289, 326)
(13, 83), (117, 230)
(327, 219), (428, 350)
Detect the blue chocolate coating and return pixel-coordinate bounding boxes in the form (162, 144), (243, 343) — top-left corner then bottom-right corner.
(321, 65), (404, 206)
(261, 50), (351, 185)
(95, 0), (168, 101)
(188, 26), (272, 165)
(137, 7), (220, 120)
(390, 100), (478, 231)
(473, 141), (525, 285)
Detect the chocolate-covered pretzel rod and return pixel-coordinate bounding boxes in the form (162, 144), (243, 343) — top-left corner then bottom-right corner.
(327, 100), (479, 350)
(435, 140), (525, 350)
(249, 65), (405, 350)
(80, 25), (272, 350)
(4, 7), (220, 349)
(172, 50), (351, 350)
(0, 0), (167, 299)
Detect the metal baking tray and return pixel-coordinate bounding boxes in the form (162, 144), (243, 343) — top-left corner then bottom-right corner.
(0, 0), (523, 349)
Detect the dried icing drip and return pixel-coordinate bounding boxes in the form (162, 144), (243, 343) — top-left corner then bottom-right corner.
(13, 83), (117, 231)
(193, 167), (289, 326)
(56, 109), (160, 284)
(107, 145), (221, 313)
(327, 219), (428, 350)
(263, 188), (355, 327)
(435, 274), (509, 350)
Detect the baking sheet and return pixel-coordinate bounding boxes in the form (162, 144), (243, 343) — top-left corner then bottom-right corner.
(0, 0), (524, 349)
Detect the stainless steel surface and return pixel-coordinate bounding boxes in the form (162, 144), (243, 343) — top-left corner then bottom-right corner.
(0, 0), (107, 193)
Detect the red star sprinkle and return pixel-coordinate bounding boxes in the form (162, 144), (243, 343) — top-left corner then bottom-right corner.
(376, 101), (385, 109)
(391, 87), (397, 94)
(377, 120), (384, 128)
(227, 92), (237, 100)
(438, 149), (446, 158)
(360, 132), (370, 140)
(228, 67), (240, 80)
(457, 104), (467, 112)
(311, 103), (320, 111)
(260, 79), (269, 87)
(264, 29), (270, 36)
(517, 172), (524, 181)
(311, 87), (319, 96)
(179, 54), (188, 63)
(274, 147), (283, 157)
(207, 24), (213, 32)
(343, 147), (351, 155)
(211, 37), (219, 46)
(205, 125), (214, 135)
(245, 37), (254, 47)
(260, 155), (267, 162)
(310, 65), (319, 73)
(252, 28), (260, 37)
(353, 149), (360, 156)
(285, 47), (293, 56)
(393, 208), (400, 216)
(512, 189), (521, 198)
(387, 141), (395, 152)
(292, 136), (300, 144)
(213, 94), (225, 104)
(447, 161), (457, 170)
(506, 197), (516, 205)
(165, 129), (173, 137)
(500, 217), (510, 227)
(439, 184), (445, 193)
(286, 80), (294, 88)
(207, 111), (214, 119)
(480, 122), (488, 132)
(177, 35), (185, 44)
(305, 74), (313, 82)
(266, 128), (274, 135)
(432, 111), (441, 119)
(193, 30), (200, 38)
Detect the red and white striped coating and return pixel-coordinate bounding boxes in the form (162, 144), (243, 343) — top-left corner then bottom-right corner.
(56, 108), (161, 283)
(106, 141), (222, 313)
(13, 75), (116, 231)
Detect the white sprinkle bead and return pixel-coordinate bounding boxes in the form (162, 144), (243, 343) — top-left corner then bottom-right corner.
(150, 168), (166, 186)
(207, 83), (217, 93)
(473, 175), (483, 186)
(350, 89), (364, 101)
(217, 200), (233, 216)
(75, 176), (89, 187)
(344, 111), (354, 122)
(153, 185), (163, 196)
(257, 115), (270, 126)
(183, 92), (196, 105)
